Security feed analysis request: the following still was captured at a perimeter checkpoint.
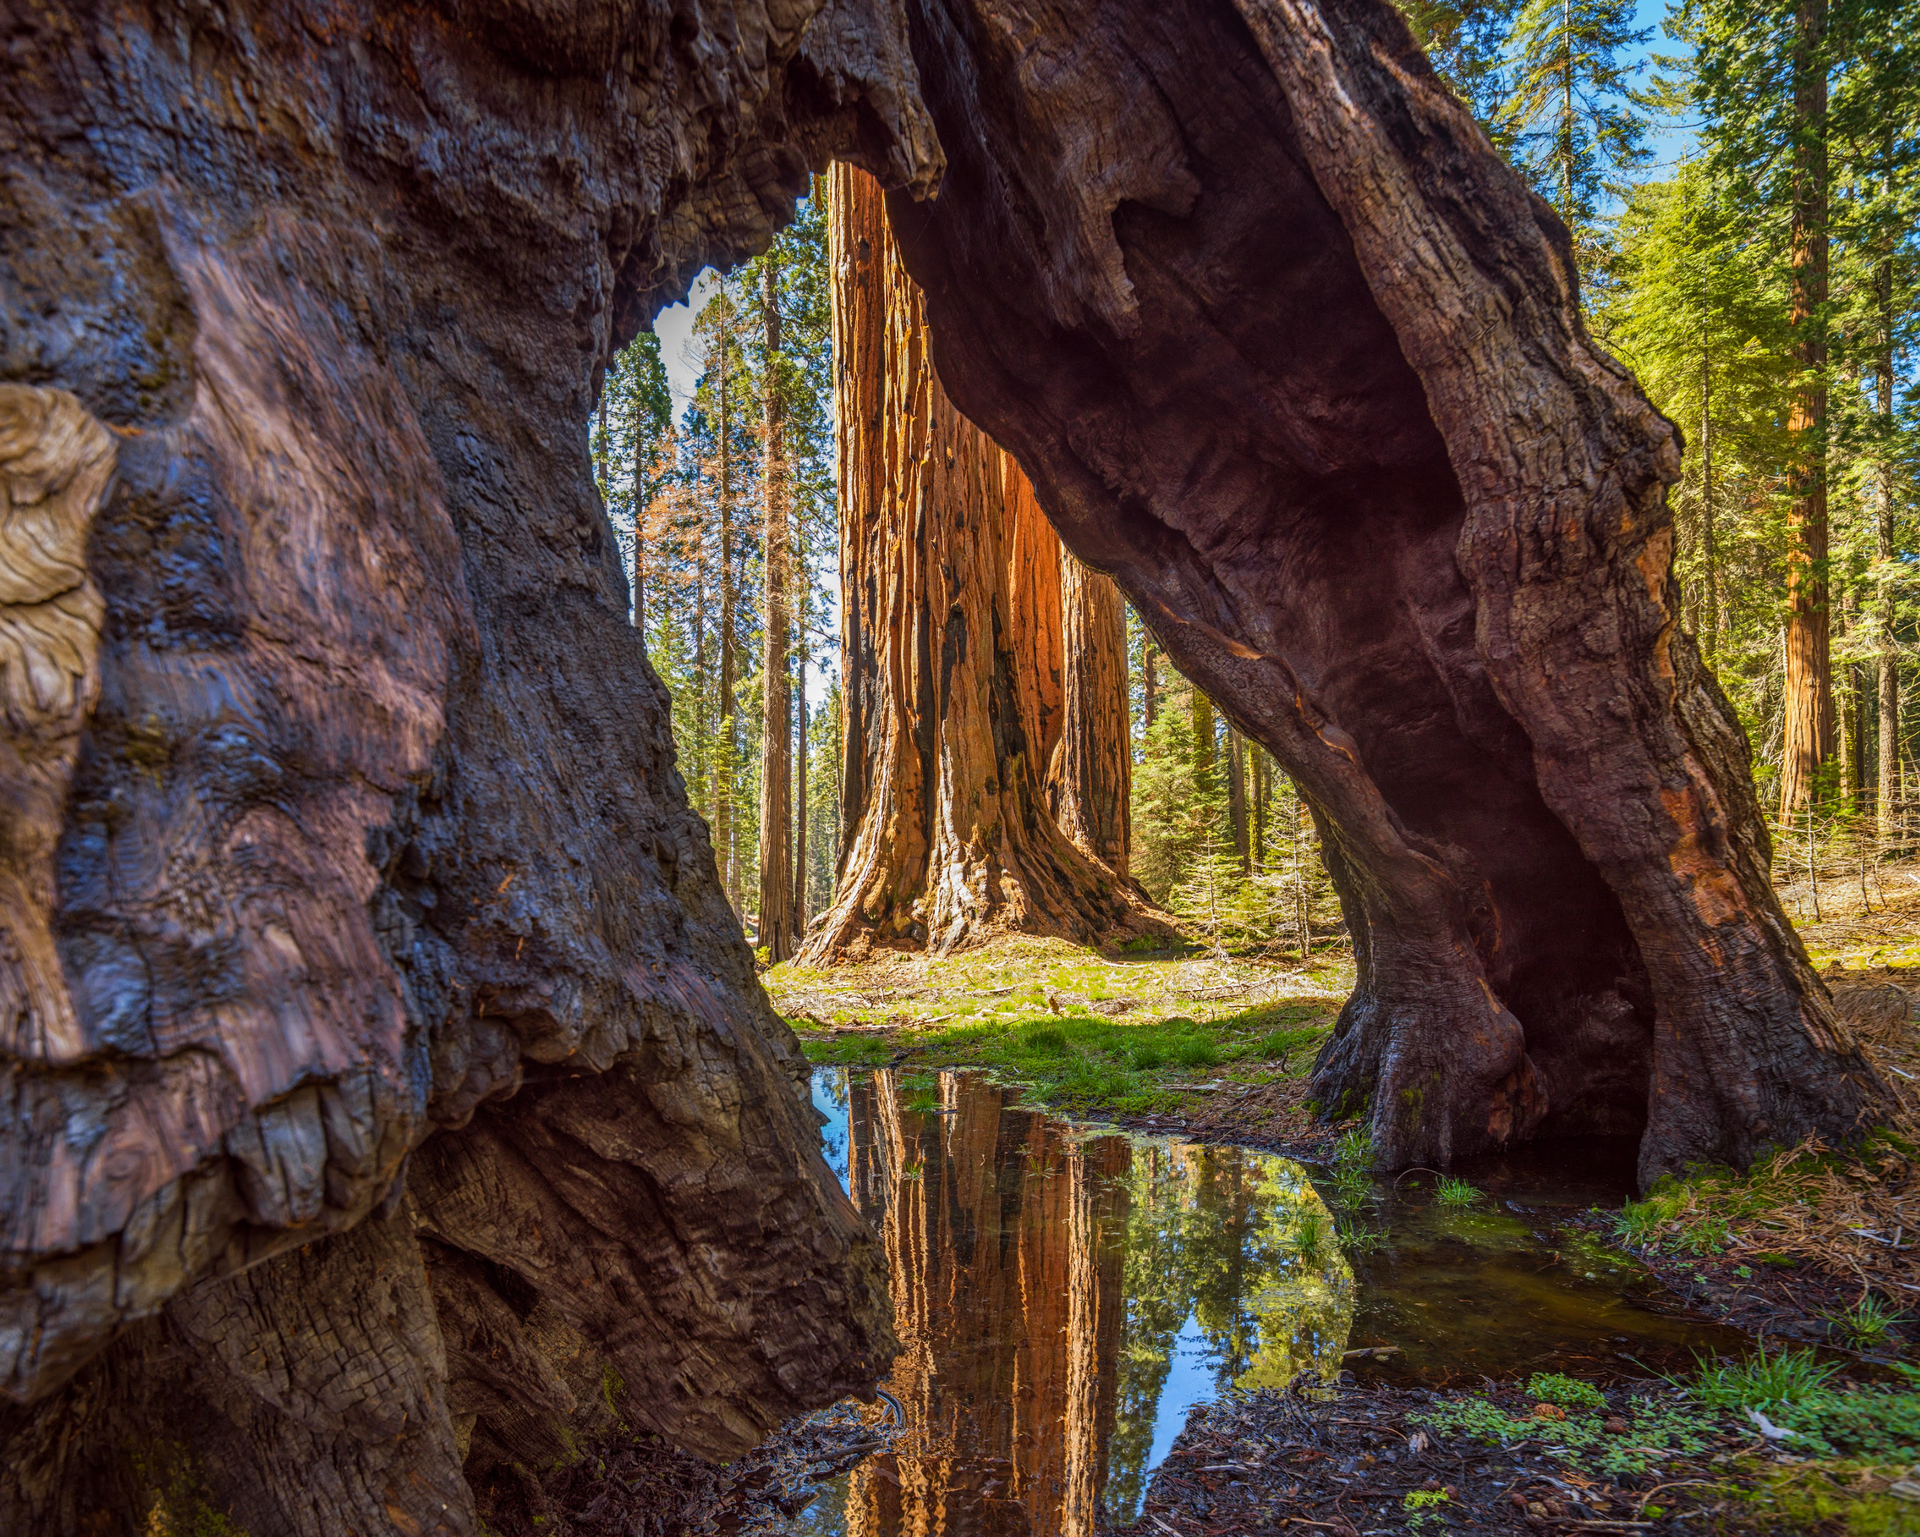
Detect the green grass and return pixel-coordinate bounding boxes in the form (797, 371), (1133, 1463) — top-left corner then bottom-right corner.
(1334, 1214), (1388, 1254)
(1685, 1349), (1920, 1459)
(793, 998), (1336, 1118)
(1435, 1175), (1482, 1206)
(1824, 1294), (1903, 1349)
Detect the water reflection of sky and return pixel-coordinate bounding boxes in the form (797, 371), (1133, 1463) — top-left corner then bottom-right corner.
(813, 1070), (852, 1191)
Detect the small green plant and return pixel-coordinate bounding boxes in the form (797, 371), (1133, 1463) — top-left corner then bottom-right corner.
(1020, 1025), (1069, 1056)
(1171, 1035), (1219, 1069)
(1824, 1293), (1901, 1349)
(1670, 1214), (1732, 1255)
(1434, 1175), (1481, 1206)
(1402, 1488), (1450, 1533)
(1688, 1345), (1840, 1412)
(1335, 1214), (1388, 1254)
(1527, 1373), (1605, 1411)
(1129, 1043), (1166, 1070)
(1292, 1209), (1329, 1262)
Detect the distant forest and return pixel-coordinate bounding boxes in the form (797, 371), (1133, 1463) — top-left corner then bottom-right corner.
(590, 0), (1918, 953)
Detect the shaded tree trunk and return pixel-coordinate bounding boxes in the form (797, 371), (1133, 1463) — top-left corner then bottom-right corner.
(1190, 683), (1214, 788)
(1876, 125), (1901, 844)
(758, 259), (795, 960)
(803, 165), (1166, 961)
(1142, 632), (1159, 728)
(1227, 727), (1250, 873)
(1048, 550), (1133, 874)
(1779, 0), (1832, 821)
(796, 680), (810, 930)
(717, 317), (741, 913)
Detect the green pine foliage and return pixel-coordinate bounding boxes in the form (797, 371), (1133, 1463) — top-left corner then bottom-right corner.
(590, 192), (838, 928)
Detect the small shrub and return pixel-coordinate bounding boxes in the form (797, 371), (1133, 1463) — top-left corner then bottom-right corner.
(1403, 1488), (1451, 1533)
(1527, 1373), (1605, 1412)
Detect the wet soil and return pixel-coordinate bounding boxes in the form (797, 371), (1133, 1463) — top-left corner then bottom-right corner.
(1105, 1379), (1903, 1537)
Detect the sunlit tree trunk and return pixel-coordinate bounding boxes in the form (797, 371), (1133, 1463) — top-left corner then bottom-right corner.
(1779, 0), (1832, 821)
(1048, 550), (1133, 875)
(758, 259), (795, 960)
(804, 165), (1164, 961)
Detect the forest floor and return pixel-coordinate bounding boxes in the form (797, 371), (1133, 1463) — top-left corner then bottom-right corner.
(765, 862), (1920, 1535)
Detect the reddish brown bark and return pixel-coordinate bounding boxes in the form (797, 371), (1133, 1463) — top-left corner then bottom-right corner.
(884, 0), (1886, 1181)
(759, 257), (796, 961)
(1048, 551), (1133, 875)
(804, 165), (1164, 960)
(1779, 0), (1833, 821)
(843, 1072), (1125, 1537)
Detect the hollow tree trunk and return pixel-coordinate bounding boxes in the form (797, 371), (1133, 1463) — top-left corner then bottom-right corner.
(802, 165), (1165, 961)
(0, 3), (939, 1529)
(1048, 550), (1133, 874)
(883, 0), (1886, 1181)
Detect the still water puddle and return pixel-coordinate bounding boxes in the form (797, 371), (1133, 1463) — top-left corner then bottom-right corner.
(803, 1067), (1748, 1536)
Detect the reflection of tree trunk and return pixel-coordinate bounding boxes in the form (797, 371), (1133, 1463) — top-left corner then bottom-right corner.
(806, 165), (1164, 962)
(845, 1070), (1127, 1537)
(1050, 550), (1133, 875)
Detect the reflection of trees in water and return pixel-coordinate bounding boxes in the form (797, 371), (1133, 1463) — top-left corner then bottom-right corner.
(839, 1072), (1349, 1536)
(1105, 1150), (1354, 1517)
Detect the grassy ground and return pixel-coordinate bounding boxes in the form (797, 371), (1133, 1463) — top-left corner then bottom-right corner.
(767, 934), (1353, 1139)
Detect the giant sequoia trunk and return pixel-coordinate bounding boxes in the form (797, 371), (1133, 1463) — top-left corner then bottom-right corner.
(0, 0), (1890, 1526)
(805, 165), (1162, 960)
(878, 0), (1887, 1181)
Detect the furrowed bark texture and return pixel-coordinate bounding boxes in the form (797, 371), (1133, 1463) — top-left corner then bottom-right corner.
(0, 0), (1893, 1524)
(0, 3), (930, 1529)
(1049, 551), (1134, 876)
(805, 165), (1164, 962)
(882, 0), (1887, 1181)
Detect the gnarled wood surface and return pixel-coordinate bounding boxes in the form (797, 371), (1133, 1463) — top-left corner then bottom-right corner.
(884, 0), (1886, 1181)
(0, 2), (920, 1529)
(0, 0), (1891, 1526)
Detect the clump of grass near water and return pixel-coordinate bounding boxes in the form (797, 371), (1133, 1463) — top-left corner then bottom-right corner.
(1435, 1175), (1482, 1206)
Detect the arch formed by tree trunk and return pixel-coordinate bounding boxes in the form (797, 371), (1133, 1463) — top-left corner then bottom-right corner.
(0, 0), (1887, 1529)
